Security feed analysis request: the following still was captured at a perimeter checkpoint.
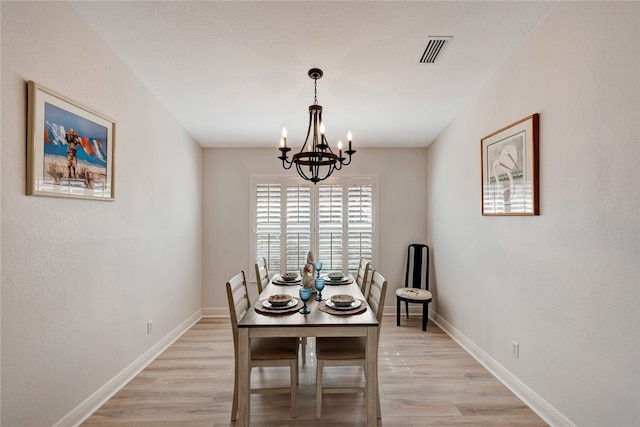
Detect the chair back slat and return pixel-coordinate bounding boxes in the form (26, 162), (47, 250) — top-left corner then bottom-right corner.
(254, 257), (269, 294)
(405, 244), (429, 291)
(226, 271), (249, 344)
(355, 257), (371, 296)
(367, 270), (387, 324)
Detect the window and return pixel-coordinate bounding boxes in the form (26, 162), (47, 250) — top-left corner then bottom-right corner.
(253, 176), (376, 276)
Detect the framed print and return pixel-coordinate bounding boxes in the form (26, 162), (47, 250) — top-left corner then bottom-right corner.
(481, 113), (539, 216)
(27, 81), (115, 200)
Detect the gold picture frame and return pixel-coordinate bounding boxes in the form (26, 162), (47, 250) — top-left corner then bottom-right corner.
(27, 81), (115, 200)
(481, 114), (539, 215)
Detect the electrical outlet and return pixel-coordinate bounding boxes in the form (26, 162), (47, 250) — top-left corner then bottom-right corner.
(512, 341), (519, 358)
(147, 321), (153, 334)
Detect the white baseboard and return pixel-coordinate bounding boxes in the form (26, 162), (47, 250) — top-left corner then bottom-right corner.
(201, 306), (230, 317)
(432, 311), (577, 427)
(53, 309), (202, 427)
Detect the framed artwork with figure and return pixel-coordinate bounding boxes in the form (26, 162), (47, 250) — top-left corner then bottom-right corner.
(481, 114), (539, 216)
(27, 81), (115, 200)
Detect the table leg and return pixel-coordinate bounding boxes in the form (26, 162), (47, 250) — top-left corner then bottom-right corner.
(366, 326), (379, 425)
(237, 328), (250, 427)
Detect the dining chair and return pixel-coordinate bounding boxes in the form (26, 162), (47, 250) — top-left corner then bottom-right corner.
(254, 257), (270, 294)
(315, 270), (387, 419)
(396, 243), (433, 331)
(254, 258), (308, 364)
(226, 270), (299, 420)
(354, 257), (371, 297)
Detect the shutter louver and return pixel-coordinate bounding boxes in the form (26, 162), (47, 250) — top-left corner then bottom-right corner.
(318, 184), (343, 272)
(256, 184), (281, 273)
(347, 183), (373, 272)
(285, 185), (311, 272)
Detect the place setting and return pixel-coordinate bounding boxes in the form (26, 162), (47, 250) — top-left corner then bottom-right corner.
(271, 272), (302, 285)
(318, 293), (367, 315)
(321, 271), (353, 285)
(254, 293), (303, 315)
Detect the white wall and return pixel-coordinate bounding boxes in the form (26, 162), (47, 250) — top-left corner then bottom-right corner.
(1, 2), (203, 426)
(426, 2), (639, 426)
(0, 3), (3, 422)
(202, 148), (428, 313)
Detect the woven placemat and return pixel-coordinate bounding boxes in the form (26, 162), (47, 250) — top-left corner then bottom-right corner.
(254, 299), (303, 315)
(318, 299), (367, 315)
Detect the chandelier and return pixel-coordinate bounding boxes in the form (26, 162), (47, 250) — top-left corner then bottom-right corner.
(278, 68), (355, 183)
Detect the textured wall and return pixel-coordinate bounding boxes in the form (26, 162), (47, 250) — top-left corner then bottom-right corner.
(1, 2), (203, 426)
(0, 3), (3, 422)
(202, 148), (428, 313)
(426, 2), (639, 426)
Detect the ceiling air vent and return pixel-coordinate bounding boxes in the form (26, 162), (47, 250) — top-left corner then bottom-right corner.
(419, 36), (452, 64)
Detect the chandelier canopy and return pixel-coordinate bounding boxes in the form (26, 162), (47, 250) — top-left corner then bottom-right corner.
(278, 68), (355, 184)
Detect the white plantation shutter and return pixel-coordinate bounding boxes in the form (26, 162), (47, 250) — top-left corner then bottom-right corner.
(347, 183), (373, 272)
(318, 184), (343, 272)
(253, 177), (375, 277)
(255, 184), (281, 273)
(285, 185), (311, 272)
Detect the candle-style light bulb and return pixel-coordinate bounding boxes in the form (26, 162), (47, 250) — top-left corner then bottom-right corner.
(347, 131), (352, 151)
(280, 138), (285, 148)
(282, 127), (288, 138)
(338, 140), (343, 150)
(320, 123), (325, 135)
(281, 127), (287, 148)
(338, 140), (343, 158)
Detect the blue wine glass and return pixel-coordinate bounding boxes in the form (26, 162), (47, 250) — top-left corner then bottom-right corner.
(299, 286), (312, 314)
(315, 261), (323, 279)
(315, 278), (325, 301)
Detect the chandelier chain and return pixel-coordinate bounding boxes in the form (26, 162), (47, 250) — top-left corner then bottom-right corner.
(313, 77), (318, 105)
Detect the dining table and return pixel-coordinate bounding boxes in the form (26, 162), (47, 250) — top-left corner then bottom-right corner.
(236, 274), (380, 426)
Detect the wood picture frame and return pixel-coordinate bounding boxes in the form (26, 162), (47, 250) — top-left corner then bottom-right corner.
(481, 114), (539, 215)
(27, 81), (115, 200)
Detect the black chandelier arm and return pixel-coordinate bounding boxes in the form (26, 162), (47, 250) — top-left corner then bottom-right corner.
(280, 158), (294, 170)
(278, 147), (294, 169)
(316, 133), (330, 151)
(337, 149), (356, 166)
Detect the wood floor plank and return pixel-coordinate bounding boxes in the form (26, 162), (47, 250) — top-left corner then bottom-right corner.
(82, 317), (547, 426)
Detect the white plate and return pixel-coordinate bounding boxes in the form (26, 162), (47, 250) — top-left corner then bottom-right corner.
(279, 274), (300, 280)
(322, 275), (351, 284)
(263, 298), (298, 310)
(326, 299), (361, 310)
(275, 275), (301, 284)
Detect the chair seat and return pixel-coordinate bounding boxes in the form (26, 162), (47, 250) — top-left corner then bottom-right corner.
(396, 288), (432, 301)
(316, 337), (365, 360)
(251, 337), (299, 360)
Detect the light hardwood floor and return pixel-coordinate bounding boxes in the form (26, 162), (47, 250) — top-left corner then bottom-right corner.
(83, 316), (548, 426)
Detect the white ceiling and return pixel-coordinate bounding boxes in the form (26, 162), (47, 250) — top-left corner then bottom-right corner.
(70, 1), (556, 149)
